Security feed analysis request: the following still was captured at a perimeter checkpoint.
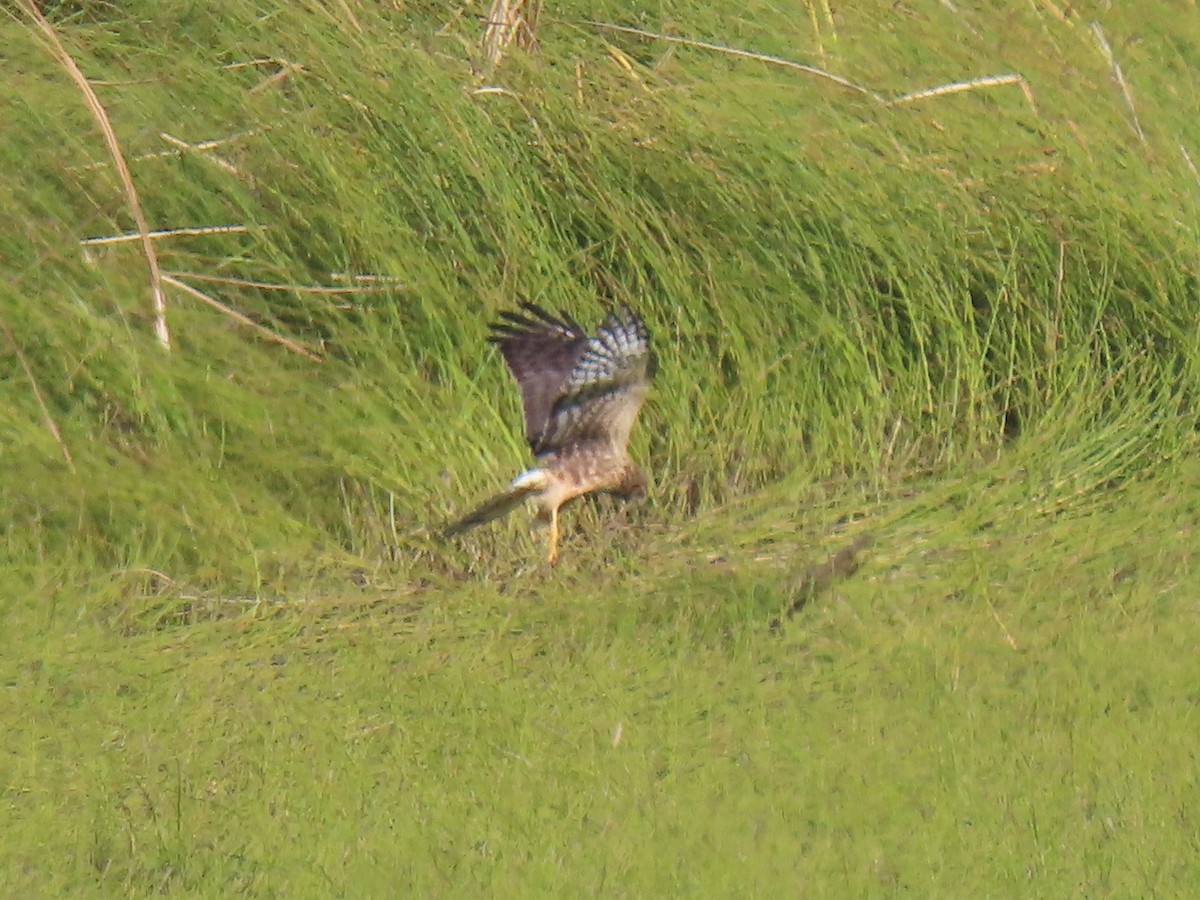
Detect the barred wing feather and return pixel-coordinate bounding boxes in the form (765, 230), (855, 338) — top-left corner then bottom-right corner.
(488, 303), (588, 452)
(541, 307), (655, 453)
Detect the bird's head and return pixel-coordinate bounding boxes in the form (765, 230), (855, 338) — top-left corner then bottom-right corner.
(610, 464), (649, 502)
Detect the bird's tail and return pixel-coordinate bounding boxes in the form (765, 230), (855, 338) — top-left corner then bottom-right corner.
(442, 469), (548, 537)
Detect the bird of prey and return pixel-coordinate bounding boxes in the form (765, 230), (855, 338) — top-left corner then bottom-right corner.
(445, 302), (656, 564)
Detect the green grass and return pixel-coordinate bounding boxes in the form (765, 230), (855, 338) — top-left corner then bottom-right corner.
(3, 0), (1200, 894)
(7, 458), (1199, 895)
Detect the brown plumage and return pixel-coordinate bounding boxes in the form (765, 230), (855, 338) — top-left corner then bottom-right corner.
(445, 302), (656, 563)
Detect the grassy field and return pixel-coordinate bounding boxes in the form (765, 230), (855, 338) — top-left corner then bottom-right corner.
(4, 0), (1200, 894)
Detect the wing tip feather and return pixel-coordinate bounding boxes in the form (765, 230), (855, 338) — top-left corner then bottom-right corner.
(487, 302), (584, 342)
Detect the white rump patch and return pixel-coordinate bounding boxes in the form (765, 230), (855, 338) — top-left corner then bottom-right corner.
(511, 468), (551, 490)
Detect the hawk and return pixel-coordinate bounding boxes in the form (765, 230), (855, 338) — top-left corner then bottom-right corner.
(444, 302), (656, 564)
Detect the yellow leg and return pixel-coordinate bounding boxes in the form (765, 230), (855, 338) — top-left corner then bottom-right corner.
(547, 506), (559, 565)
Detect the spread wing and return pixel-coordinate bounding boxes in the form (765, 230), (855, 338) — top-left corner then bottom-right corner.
(489, 303), (655, 456)
(540, 306), (656, 454)
(488, 303), (589, 452)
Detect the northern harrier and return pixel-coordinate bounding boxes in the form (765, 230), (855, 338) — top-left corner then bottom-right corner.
(445, 302), (656, 564)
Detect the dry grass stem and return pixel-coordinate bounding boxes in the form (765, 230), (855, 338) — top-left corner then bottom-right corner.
(583, 20), (884, 102)
(168, 271), (403, 294)
(890, 73), (1038, 115)
(584, 21), (1039, 116)
(1044, 239), (1066, 386)
(805, 2), (826, 67)
(159, 132), (240, 175)
(804, 0), (838, 65)
(816, 0), (838, 41)
(332, 0), (363, 33)
(20, 1), (170, 350)
(1181, 144), (1199, 183)
(329, 272), (409, 285)
(161, 274), (323, 362)
(222, 57), (293, 71)
(1034, 0), (1077, 27)
(483, 0), (541, 70)
(80, 225), (251, 246)
(1, 316), (76, 473)
(940, 0), (983, 38)
(606, 45), (649, 91)
(472, 85), (516, 96)
(989, 606), (1019, 650)
(881, 415), (903, 474)
(1090, 23), (1145, 143)
(241, 59), (305, 94)
(68, 128), (266, 173)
